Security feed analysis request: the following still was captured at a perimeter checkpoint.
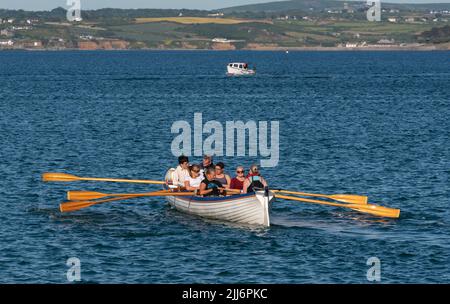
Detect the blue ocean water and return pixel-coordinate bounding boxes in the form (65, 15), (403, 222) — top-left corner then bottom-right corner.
(0, 50), (449, 283)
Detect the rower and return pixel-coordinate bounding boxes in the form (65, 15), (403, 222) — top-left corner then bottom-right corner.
(213, 162), (231, 189)
(199, 154), (214, 179)
(230, 166), (245, 191)
(199, 167), (225, 197)
(184, 164), (203, 191)
(242, 164), (268, 194)
(172, 155), (190, 188)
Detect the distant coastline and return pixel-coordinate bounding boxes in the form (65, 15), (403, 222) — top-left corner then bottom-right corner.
(2, 3), (450, 53)
(1, 44), (449, 52)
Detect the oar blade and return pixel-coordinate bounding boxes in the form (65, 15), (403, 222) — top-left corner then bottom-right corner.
(275, 193), (400, 219)
(67, 191), (107, 201)
(350, 204), (400, 218)
(42, 172), (79, 182)
(329, 194), (368, 205)
(60, 201), (95, 213)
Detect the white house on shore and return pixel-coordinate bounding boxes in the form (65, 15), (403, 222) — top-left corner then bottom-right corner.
(0, 39), (14, 46)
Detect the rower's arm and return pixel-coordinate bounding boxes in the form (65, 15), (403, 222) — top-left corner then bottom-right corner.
(261, 177), (268, 187)
(184, 180), (196, 191)
(198, 183), (213, 196)
(225, 175), (231, 189)
(242, 179), (249, 194)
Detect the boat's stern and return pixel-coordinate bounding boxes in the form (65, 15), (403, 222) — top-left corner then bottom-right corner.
(255, 187), (274, 227)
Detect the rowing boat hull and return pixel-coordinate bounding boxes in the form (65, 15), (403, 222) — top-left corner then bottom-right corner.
(165, 191), (273, 227)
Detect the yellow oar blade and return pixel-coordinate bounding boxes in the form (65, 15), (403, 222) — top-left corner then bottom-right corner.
(60, 201), (96, 213)
(349, 204), (400, 218)
(67, 191), (107, 201)
(275, 194), (400, 219)
(42, 172), (80, 182)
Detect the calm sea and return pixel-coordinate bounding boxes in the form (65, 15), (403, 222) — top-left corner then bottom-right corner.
(0, 50), (449, 283)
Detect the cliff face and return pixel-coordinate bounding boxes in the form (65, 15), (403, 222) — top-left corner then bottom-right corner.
(77, 40), (130, 50)
(246, 43), (279, 50)
(78, 41), (98, 50)
(211, 42), (236, 50)
(100, 40), (130, 49)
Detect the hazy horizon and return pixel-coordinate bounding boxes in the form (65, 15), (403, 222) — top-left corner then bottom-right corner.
(1, 0), (450, 11)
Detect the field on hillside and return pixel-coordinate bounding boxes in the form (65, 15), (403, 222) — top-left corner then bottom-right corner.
(134, 17), (271, 24)
(273, 20), (442, 43)
(103, 18), (447, 49)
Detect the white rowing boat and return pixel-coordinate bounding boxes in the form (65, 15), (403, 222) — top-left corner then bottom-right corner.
(165, 190), (274, 227)
(164, 169), (273, 226)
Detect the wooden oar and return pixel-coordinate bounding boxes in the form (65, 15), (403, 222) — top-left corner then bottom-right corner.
(42, 172), (165, 185)
(68, 187), (243, 201)
(273, 189), (368, 205)
(274, 194), (400, 218)
(67, 189), (171, 201)
(60, 191), (196, 213)
(60, 195), (137, 213)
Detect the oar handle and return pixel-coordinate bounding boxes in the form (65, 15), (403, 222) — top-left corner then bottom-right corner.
(42, 172), (167, 184)
(275, 194), (343, 208)
(102, 190), (172, 198)
(60, 195), (137, 213)
(79, 177), (165, 184)
(273, 189), (368, 205)
(274, 189), (328, 197)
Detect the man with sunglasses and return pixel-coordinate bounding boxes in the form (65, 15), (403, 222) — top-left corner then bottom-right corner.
(242, 164), (268, 194)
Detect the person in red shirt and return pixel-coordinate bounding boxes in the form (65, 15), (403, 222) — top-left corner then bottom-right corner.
(230, 166), (246, 191)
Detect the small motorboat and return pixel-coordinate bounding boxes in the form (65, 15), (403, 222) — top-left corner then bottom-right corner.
(164, 169), (273, 226)
(226, 62), (256, 76)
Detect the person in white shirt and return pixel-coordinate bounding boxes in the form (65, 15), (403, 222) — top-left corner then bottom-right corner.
(184, 164), (203, 191)
(172, 155), (190, 187)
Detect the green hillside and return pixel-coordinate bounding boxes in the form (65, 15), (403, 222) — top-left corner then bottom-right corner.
(1, 3), (450, 50)
(221, 0), (450, 13)
(221, 0), (344, 12)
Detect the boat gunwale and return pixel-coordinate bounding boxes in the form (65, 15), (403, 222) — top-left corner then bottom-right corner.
(168, 191), (259, 203)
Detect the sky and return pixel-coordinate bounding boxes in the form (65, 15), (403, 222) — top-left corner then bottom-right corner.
(1, 0), (277, 10)
(0, 0), (449, 11)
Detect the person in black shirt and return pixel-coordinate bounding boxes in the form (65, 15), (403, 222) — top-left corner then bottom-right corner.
(199, 167), (224, 197)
